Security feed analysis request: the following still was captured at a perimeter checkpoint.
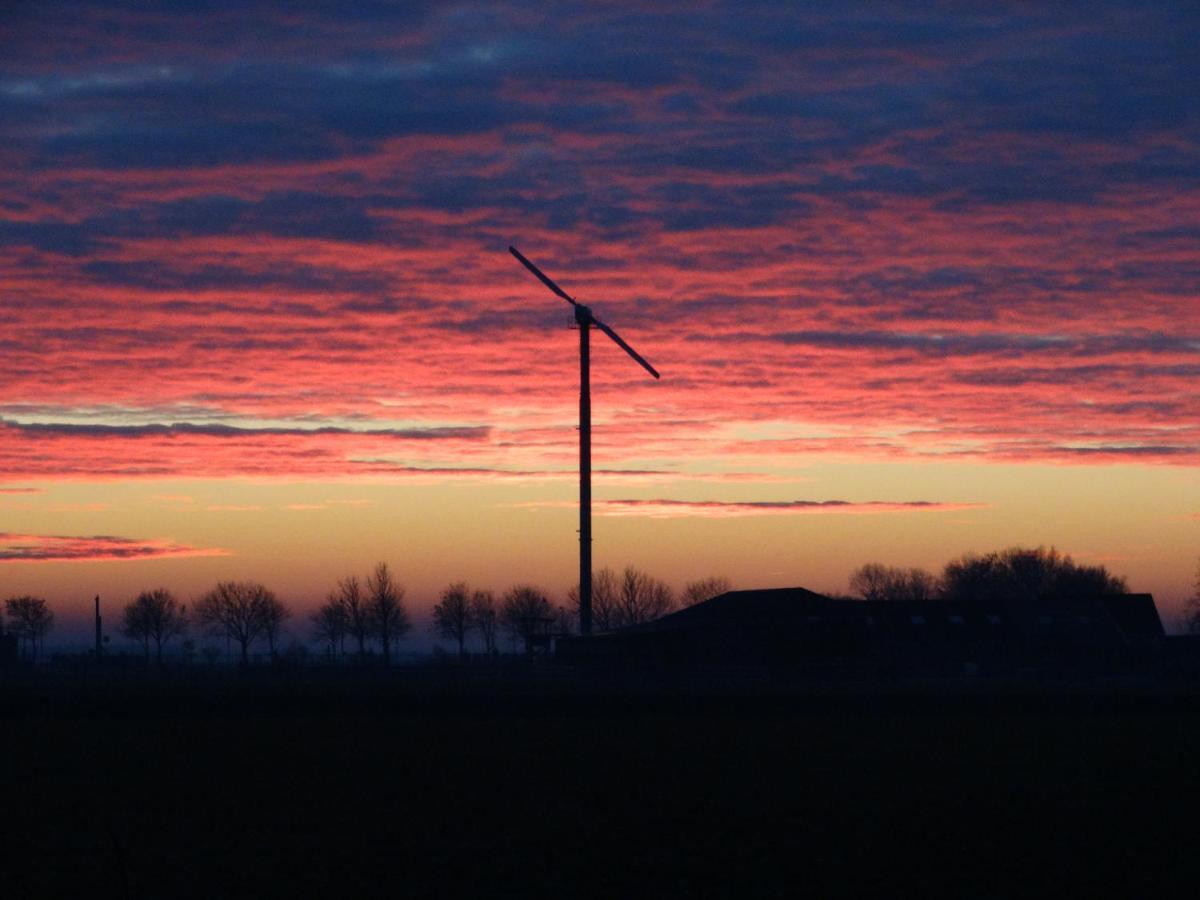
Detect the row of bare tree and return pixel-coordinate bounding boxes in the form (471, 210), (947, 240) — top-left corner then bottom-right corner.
(308, 562), (412, 662)
(568, 569), (730, 634)
(2, 581), (291, 666)
(2, 565), (734, 665)
(335, 568), (733, 658)
(120, 581), (288, 665)
(124, 563), (411, 665)
(13, 545), (1187, 662)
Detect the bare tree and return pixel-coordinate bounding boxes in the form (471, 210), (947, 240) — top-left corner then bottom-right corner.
(311, 594), (348, 659)
(1185, 558), (1200, 634)
(501, 585), (553, 654)
(615, 566), (675, 628)
(681, 576), (732, 607)
(904, 568), (941, 602)
(259, 591), (291, 660)
(850, 564), (941, 602)
(122, 597), (153, 662)
(4, 595), (54, 662)
(568, 567), (675, 630)
(332, 575), (371, 658)
(433, 582), (473, 658)
(591, 567), (621, 631)
(567, 567), (621, 632)
(850, 563), (893, 602)
(194, 581), (276, 666)
(366, 562), (410, 664)
(470, 589), (499, 656)
(121, 588), (187, 665)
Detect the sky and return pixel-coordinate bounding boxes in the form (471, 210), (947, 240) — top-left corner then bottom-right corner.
(1, 1), (1197, 646)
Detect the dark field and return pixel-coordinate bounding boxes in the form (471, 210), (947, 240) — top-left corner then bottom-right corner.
(3, 671), (1200, 898)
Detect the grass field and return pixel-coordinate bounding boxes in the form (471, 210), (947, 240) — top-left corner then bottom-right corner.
(3, 670), (1200, 898)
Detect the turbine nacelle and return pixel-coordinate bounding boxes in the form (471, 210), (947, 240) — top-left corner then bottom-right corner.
(509, 245), (660, 380)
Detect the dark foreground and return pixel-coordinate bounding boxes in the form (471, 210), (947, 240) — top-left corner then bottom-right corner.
(3, 668), (1200, 898)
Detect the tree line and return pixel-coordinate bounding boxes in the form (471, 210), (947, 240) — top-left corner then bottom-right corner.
(331, 567), (731, 659)
(9, 544), (1191, 663)
(0, 564), (733, 664)
(848, 546), (1131, 605)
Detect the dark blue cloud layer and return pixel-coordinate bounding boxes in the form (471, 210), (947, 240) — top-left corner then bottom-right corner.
(2, 2), (1195, 175)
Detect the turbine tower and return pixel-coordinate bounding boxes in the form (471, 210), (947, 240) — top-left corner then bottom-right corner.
(509, 246), (660, 636)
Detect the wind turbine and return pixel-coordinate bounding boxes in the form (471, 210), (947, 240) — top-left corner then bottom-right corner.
(509, 245), (660, 636)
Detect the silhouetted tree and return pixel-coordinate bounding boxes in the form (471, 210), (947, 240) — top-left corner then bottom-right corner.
(332, 575), (371, 657)
(851, 563), (894, 601)
(941, 546), (1126, 605)
(591, 567), (621, 631)
(5, 595), (54, 662)
(850, 564), (940, 602)
(501, 585), (553, 654)
(940, 554), (1008, 605)
(470, 589), (499, 655)
(615, 566), (675, 628)
(433, 582), (472, 658)
(194, 581), (276, 665)
(311, 594), (348, 658)
(904, 569), (940, 602)
(366, 562), (410, 664)
(568, 567), (675, 630)
(259, 591), (290, 660)
(121, 588), (187, 665)
(1185, 559), (1200, 634)
(681, 576), (732, 607)
(567, 567), (621, 632)
(122, 599), (153, 662)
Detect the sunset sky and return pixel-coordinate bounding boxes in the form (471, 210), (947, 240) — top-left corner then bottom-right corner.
(1, 1), (1197, 644)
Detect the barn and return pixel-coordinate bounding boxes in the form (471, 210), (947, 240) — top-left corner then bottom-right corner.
(556, 587), (1165, 679)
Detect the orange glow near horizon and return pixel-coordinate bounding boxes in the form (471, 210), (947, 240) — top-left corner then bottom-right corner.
(1, 4), (1197, 646)
(3, 459), (1196, 643)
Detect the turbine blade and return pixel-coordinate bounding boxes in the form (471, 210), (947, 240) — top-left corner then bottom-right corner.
(593, 315), (661, 379)
(509, 246), (577, 306)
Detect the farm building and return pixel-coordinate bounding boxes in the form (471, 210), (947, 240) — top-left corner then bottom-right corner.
(557, 587), (1165, 679)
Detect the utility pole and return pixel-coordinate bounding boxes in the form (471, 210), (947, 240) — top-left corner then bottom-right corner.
(578, 305), (592, 635)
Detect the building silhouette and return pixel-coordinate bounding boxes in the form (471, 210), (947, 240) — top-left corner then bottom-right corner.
(557, 587), (1165, 679)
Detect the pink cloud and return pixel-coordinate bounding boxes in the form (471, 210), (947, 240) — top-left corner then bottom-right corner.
(0, 5), (1194, 487)
(0, 533), (230, 563)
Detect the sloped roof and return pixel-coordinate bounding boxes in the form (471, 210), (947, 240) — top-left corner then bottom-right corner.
(1101, 593), (1164, 639)
(594, 587), (1164, 641)
(600, 587), (834, 636)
